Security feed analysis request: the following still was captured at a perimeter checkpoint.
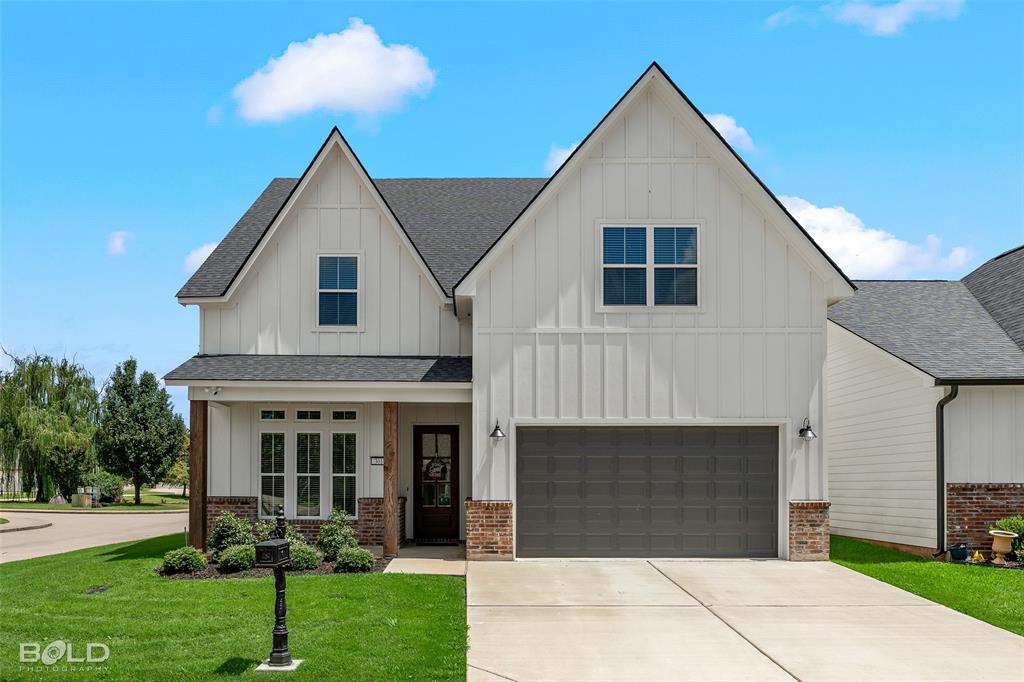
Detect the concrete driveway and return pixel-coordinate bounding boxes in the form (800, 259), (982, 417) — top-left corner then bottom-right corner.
(0, 510), (187, 563)
(467, 560), (1023, 682)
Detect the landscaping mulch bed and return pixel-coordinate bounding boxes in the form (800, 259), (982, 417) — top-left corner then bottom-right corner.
(163, 556), (391, 580)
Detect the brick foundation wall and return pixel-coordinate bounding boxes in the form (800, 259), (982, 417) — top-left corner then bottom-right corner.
(946, 483), (1024, 552)
(204, 496), (405, 547)
(465, 500), (513, 560)
(789, 501), (830, 560)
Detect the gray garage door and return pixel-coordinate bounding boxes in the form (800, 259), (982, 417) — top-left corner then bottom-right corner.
(516, 426), (778, 558)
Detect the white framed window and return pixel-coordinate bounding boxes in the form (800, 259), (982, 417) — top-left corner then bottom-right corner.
(331, 432), (357, 517)
(259, 432), (285, 517)
(598, 223), (700, 309)
(295, 432), (321, 518)
(330, 409), (358, 422)
(260, 409), (286, 421)
(317, 254), (360, 327)
(296, 409), (322, 422)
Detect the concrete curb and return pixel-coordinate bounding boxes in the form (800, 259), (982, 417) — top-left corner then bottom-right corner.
(0, 520), (53, 534)
(0, 508), (188, 515)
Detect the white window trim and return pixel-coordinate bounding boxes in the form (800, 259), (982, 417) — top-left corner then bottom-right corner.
(295, 408), (323, 422)
(293, 430), (324, 520)
(594, 221), (704, 313)
(258, 430), (286, 519)
(258, 409), (287, 422)
(314, 251), (365, 332)
(329, 408), (361, 423)
(330, 430), (359, 519)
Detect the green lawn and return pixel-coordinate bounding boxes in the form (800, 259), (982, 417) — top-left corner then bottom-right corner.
(831, 535), (1024, 635)
(0, 489), (188, 512)
(0, 534), (467, 680)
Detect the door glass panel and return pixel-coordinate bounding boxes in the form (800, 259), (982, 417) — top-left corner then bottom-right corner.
(437, 483), (451, 507)
(422, 483), (436, 507)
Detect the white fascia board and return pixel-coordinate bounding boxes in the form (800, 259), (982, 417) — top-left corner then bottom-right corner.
(181, 129), (449, 307)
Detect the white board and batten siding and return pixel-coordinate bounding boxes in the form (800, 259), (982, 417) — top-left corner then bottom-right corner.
(469, 83), (832, 506)
(946, 386), (1024, 484)
(198, 144), (470, 358)
(826, 322), (944, 548)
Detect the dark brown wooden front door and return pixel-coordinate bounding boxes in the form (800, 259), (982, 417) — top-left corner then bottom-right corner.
(413, 425), (459, 540)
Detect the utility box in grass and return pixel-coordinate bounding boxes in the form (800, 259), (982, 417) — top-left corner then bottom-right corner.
(71, 493), (92, 508)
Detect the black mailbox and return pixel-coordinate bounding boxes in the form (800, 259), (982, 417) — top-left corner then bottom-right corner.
(255, 537), (291, 568)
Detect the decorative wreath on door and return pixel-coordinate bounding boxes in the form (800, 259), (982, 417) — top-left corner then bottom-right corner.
(426, 457), (448, 481)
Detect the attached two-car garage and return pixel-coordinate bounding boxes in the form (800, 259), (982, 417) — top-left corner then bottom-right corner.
(515, 426), (779, 558)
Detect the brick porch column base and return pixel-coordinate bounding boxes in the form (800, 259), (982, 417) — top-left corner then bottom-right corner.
(465, 500), (513, 560)
(789, 501), (830, 561)
(947, 483), (1024, 553)
(205, 496), (405, 546)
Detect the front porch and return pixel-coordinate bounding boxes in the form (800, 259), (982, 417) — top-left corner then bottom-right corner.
(179, 386), (471, 557)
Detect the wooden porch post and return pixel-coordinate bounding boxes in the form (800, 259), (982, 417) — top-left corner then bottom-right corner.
(383, 401), (399, 556)
(188, 400), (208, 550)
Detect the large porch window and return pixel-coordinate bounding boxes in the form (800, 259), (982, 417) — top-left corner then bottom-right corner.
(332, 432), (357, 516)
(260, 432), (285, 516)
(296, 432), (321, 517)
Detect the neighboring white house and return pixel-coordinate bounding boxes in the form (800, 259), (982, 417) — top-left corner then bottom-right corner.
(827, 246), (1024, 555)
(167, 63), (856, 560)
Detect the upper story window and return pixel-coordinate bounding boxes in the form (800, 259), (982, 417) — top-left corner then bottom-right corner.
(601, 225), (699, 308)
(318, 255), (358, 326)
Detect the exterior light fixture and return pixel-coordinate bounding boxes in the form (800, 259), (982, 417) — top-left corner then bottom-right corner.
(489, 420), (506, 440)
(798, 417), (817, 441)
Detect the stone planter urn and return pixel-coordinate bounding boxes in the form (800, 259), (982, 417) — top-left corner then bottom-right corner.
(989, 529), (1018, 565)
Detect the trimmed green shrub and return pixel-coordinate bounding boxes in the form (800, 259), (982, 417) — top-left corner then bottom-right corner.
(219, 544), (256, 573)
(286, 541), (322, 571)
(85, 470), (125, 503)
(992, 515), (1024, 556)
(316, 509), (359, 561)
(160, 546), (207, 575)
(209, 512), (253, 560)
(334, 547), (375, 573)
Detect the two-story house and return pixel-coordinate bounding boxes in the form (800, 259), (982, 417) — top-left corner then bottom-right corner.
(167, 63), (855, 560)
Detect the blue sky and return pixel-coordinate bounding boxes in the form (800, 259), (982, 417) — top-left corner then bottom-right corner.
(2, 1), (1022, 418)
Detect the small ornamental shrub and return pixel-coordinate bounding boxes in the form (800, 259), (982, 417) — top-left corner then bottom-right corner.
(160, 546), (207, 575)
(252, 519), (275, 542)
(335, 547), (375, 573)
(992, 515), (1024, 556)
(316, 509), (358, 561)
(209, 512), (253, 560)
(219, 544), (256, 573)
(286, 541), (322, 571)
(85, 470), (125, 503)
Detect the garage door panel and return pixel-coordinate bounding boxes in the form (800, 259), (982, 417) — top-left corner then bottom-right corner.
(516, 426), (778, 558)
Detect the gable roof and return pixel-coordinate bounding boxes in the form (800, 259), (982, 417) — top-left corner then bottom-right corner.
(453, 61), (855, 300)
(177, 176), (546, 299)
(828, 252), (1024, 383)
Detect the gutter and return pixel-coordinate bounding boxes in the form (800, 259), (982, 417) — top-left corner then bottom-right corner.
(932, 384), (959, 557)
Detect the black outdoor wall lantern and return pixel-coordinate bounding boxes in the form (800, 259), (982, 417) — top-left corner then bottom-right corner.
(254, 505), (302, 671)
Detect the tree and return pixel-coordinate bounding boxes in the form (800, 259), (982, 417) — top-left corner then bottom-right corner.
(166, 433), (189, 496)
(0, 352), (98, 502)
(95, 359), (186, 505)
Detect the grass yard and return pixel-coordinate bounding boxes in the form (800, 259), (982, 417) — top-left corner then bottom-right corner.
(831, 535), (1024, 636)
(0, 489), (188, 512)
(0, 534), (467, 681)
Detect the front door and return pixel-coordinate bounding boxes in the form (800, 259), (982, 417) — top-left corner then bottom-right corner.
(413, 425), (459, 541)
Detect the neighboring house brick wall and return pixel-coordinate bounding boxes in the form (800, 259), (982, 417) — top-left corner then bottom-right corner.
(789, 501), (830, 560)
(205, 495), (405, 546)
(946, 483), (1024, 552)
(465, 500), (513, 560)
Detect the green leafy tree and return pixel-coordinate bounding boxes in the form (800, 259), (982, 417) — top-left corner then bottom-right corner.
(0, 352), (98, 501)
(167, 445), (189, 497)
(95, 359), (186, 505)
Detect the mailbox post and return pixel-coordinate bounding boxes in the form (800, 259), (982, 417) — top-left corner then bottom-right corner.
(254, 505), (301, 671)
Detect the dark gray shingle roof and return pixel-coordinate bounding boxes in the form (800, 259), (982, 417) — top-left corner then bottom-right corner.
(177, 177), (545, 299)
(828, 279), (1024, 381)
(963, 245), (1024, 350)
(165, 355), (472, 383)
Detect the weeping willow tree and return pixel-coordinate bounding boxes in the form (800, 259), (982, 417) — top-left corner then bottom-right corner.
(0, 352), (99, 501)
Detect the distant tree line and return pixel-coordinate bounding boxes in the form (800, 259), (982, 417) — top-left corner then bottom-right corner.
(0, 352), (188, 504)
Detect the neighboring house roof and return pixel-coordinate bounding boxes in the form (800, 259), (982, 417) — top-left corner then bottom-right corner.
(177, 177), (546, 299)
(165, 355), (472, 383)
(827, 253), (1024, 382)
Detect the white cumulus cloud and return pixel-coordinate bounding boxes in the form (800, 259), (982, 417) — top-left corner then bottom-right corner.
(826, 0), (964, 36)
(184, 242), (219, 274)
(781, 195), (971, 278)
(544, 142), (579, 175)
(232, 18), (435, 122)
(706, 114), (755, 151)
(107, 231), (132, 256)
